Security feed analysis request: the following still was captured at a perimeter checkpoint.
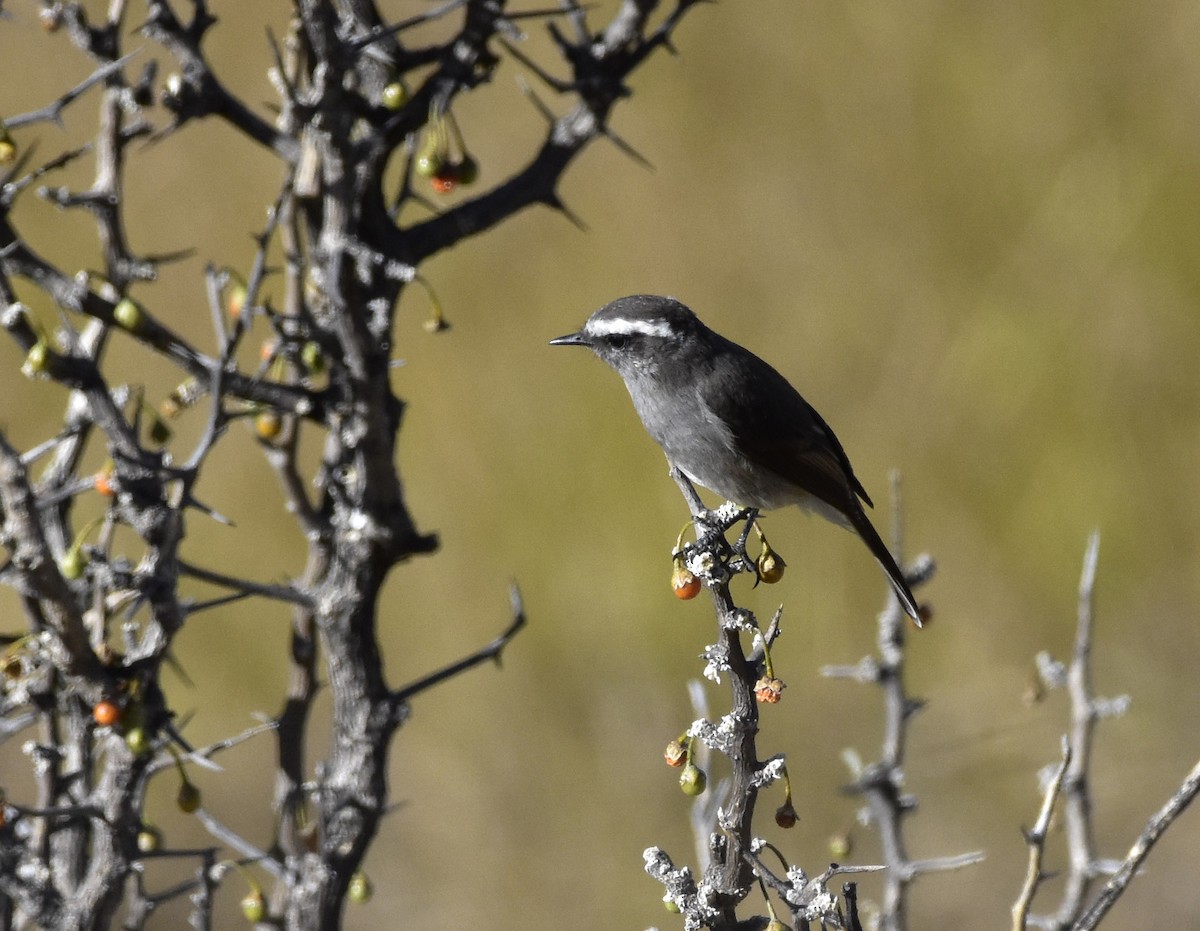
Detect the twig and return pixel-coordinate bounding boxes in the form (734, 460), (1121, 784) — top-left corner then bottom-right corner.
(1072, 755), (1200, 930)
(177, 559), (313, 609)
(1013, 737), (1073, 930)
(391, 584), (526, 703)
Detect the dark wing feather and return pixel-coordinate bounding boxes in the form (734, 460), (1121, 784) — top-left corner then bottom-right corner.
(701, 335), (873, 515)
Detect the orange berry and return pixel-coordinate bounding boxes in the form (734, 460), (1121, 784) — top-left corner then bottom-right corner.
(227, 281), (247, 320)
(93, 700), (121, 727)
(254, 410), (282, 441)
(671, 558), (700, 600)
(94, 472), (115, 497)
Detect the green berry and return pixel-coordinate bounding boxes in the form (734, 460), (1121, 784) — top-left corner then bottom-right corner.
(381, 83), (407, 111)
(241, 888), (265, 922)
(22, 342), (49, 378)
(176, 780), (201, 813)
(59, 547), (87, 580)
(679, 762), (707, 796)
(113, 298), (143, 332)
(125, 726), (150, 756)
(456, 154), (479, 185)
(415, 151), (443, 178)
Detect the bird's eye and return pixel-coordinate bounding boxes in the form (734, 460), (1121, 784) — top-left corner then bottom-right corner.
(606, 334), (630, 350)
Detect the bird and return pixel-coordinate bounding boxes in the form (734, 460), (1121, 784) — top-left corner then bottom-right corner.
(550, 294), (921, 622)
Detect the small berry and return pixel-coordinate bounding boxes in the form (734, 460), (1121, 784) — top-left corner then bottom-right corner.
(766, 920), (787, 931)
(828, 831), (853, 858)
(756, 547), (786, 584)
(147, 415), (172, 445)
(125, 726), (150, 756)
(176, 780), (201, 813)
(671, 558), (701, 600)
(430, 170), (457, 194)
(455, 154), (479, 186)
(348, 871), (373, 904)
(22, 342), (49, 378)
(240, 888), (266, 922)
(679, 762), (707, 797)
(254, 410), (282, 441)
(663, 895), (681, 913)
(93, 700), (121, 727)
(663, 739), (687, 768)
(94, 470), (115, 497)
(754, 676), (786, 704)
(414, 144), (443, 178)
(301, 340), (326, 375)
(381, 82), (407, 111)
(113, 298), (143, 333)
(0, 138), (15, 165)
(136, 825), (162, 853)
(39, 7), (64, 32)
(259, 340), (276, 363)
(774, 800), (798, 829)
(59, 547), (87, 580)
(227, 280), (248, 320)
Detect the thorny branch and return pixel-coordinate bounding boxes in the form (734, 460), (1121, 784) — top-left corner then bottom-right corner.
(821, 473), (980, 931)
(641, 468), (947, 929)
(0, 0), (706, 927)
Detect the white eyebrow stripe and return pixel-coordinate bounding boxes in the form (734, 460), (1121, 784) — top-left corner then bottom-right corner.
(586, 317), (673, 339)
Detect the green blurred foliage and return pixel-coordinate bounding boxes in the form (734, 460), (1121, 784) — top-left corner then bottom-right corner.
(3, 0), (1200, 927)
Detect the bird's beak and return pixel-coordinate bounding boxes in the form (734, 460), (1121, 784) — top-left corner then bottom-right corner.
(549, 331), (589, 347)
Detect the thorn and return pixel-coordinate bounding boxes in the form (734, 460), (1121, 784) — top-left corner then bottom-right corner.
(602, 126), (654, 170)
(544, 193), (587, 231)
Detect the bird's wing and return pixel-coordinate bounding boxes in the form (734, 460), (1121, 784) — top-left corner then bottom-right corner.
(705, 342), (874, 512)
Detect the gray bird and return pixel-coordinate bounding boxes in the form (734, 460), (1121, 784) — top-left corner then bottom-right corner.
(550, 294), (921, 622)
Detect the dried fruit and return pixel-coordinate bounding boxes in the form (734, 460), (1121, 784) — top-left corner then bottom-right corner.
(774, 800), (798, 829)
(663, 739), (687, 768)
(754, 676), (786, 704)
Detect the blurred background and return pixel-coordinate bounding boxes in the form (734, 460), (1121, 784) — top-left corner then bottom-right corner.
(3, 0), (1200, 927)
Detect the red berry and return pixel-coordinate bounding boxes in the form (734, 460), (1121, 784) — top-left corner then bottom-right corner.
(430, 171), (457, 194)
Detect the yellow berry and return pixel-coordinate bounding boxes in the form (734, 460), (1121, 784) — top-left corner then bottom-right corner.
(348, 871), (373, 904)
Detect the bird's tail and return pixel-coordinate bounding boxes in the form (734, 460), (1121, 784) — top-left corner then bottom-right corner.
(847, 506), (923, 625)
